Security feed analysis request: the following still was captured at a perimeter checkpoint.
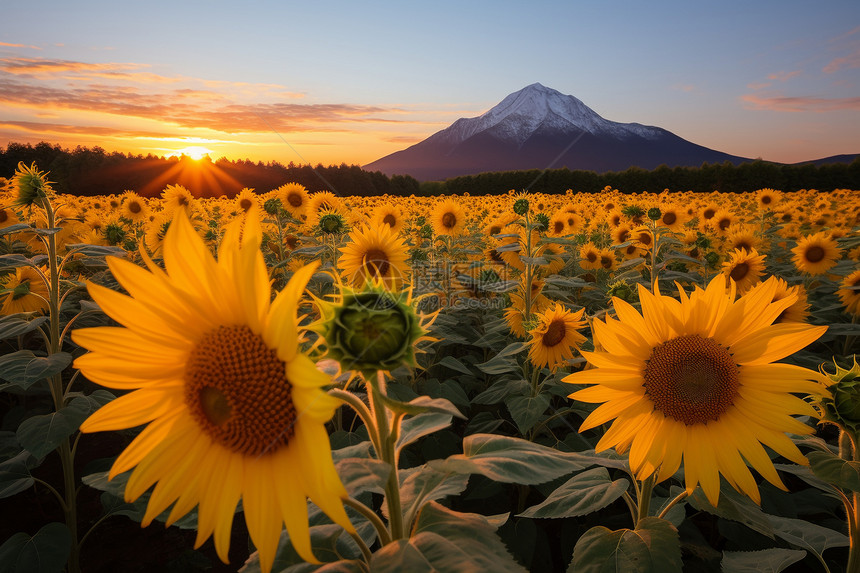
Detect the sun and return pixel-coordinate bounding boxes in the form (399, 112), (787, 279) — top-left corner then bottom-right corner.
(172, 146), (213, 160)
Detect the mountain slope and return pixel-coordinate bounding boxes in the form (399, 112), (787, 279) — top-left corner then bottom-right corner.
(364, 83), (751, 181)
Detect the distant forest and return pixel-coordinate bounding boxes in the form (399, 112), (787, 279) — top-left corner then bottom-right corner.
(1, 141), (858, 197)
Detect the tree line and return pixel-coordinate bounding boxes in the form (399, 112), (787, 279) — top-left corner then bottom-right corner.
(2, 141), (857, 198)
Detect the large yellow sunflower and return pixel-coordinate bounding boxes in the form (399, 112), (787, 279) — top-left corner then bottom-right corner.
(721, 248), (766, 295)
(791, 231), (840, 275)
(528, 303), (587, 370)
(565, 275), (828, 506)
(338, 223), (409, 289)
(73, 208), (352, 572)
(431, 198), (466, 237)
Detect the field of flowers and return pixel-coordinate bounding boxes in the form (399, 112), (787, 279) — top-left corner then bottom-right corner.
(1, 161), (859, 573)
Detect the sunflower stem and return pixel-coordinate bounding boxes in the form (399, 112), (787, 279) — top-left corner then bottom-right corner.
(328, 388), (382, 457)
(636, 473), (656, 526)
(622, 490), (638, 527)
(369, 370), (404, 541)
(342, 496), (392, 546)
(845, 429), (860, 573)
(657, 490), (688, 520)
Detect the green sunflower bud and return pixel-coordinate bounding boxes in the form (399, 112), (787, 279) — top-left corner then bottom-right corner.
(13, 162), (54, 209)
(704, 251), (721, 269)
(647, 207), (662, 221)
(104, 222), (126, 246)
(312, 282), (430, 376)
(621, 204), (645, 219)
(11, 280), (31, 301)
(263, 198), (283, 216)
(820, 357), (860, 437)
(513, 198), (530, 216)
(533, 213), (550, 232)
(607, 279), (635, 303)
(318, 212), (347, 235)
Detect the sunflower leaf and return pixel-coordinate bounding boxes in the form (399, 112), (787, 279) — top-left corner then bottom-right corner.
(570, 517), (682, 573)
(505, 393), (551, 435)
(429, 434), (596, 485)
(0, 224), (34, 237)
(806, 450), (860, 493)
(472, 378), (530, 405)
(720, 548), (807, 572)
(0, 351), (72, 390)
(335, 457), (390, 496)
(518, 467), (630, 519)
(768, 514), (848, 556)
(0, 450), (40, 499)
(396, 411), (456, 453)
(0, 315), (49, 341)
(16, 392), (112, 458)
(370, 501), (526, 573)
(397, 464), (470, 528)
(687, 483), (774, 539)
(0, 522), (71, 573)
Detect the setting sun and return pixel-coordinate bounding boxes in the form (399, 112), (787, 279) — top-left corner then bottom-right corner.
(171, 146), (213, 160)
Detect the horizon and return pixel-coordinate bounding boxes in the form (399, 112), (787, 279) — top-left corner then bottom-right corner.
(1, 1), (859, 167)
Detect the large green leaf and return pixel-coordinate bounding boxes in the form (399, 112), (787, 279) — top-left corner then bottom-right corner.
(436, 356), (473, 376)
(429, 433), (596, 485)
(475, 342), (526, 375)
(0, 351), (72, 390)
(0, 315), (48, 341)
(0, 522), (71, 573)
(397, 464), (470, 527)
(0, 451), (40, 499)
(768, 514), (848, 556)
(334, 457), (390, 496)
(472, 378), (529, 405)
(570, 517), (682, 573)
(720, 548), (806, 572)
(17, 391), (114, 458)
(806, 449), (860, 492)
(518, 467), (630, 519)
(396, 412), (455, 454)
(370, 502), (526, 573)
(687, 484), (774, 539)
(505, 393), (551, 435)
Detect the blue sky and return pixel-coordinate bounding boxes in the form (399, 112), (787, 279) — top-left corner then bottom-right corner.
(1, 0), (858, 166)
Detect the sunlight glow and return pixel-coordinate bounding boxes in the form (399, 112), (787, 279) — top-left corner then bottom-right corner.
(170, 146), (213, 160)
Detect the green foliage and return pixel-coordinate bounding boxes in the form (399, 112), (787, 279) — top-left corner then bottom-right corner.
(570, 517), (682, 573)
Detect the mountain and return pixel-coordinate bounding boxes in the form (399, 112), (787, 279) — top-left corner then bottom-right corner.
(364, 83), (752, 181)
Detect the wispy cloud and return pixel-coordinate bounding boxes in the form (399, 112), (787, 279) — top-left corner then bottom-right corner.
(824, 48), (860, 73)
(767, 70), (802, 81)
(741, 93), (860, 112)
(0, 41), (40, 50)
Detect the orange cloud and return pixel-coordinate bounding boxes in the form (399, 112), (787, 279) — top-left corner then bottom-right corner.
(824, 49), (860, 73)
(767, 70), (802, 81)
(0, 41), (40, 50)
(741, 93), (860, 112)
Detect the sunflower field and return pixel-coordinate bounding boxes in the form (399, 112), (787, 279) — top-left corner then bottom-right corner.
(1, 161), (860, 573)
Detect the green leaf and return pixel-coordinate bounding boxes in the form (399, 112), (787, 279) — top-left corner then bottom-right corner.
(0, 451), (40, 499)
(0, 522), (71, 573)
(687, 484), (774, 539)
(370, 502), (527, 573)
(720, 548), (806, 572)
(505, 393), (551, 435)
(476, 342), (526, 375)
(242, 524), (362, 573)
(377, 394), (464, 419)
(0, 351), (72, 389)
(17, 391), (113, 458)
(436, 356), (473, 376)
(807, 449), (860, 492)
(396, 411), (455, 454)
(570, 517), (682, 573)
(0, 224), (34, 237)
(518, 467), (630, 519)
(472, 378), (529, 405)
(768, 514), (848, 556)
(0, 315), (48, 341)
(398, 464), (470, 527)
(429, 434), (595, 485)
(334, 457), (390, 496)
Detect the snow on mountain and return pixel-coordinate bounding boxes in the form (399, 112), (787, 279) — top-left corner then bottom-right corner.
(428, 83), (661, 148)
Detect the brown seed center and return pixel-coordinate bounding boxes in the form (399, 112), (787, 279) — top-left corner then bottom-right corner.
(382, 214), (397, 227)
(364, 248), (390, 277)
(442, 212), (457, 228)
(805, 245), (825, 263)
(663, 212), (676, 225)
(185, 325), (296, 456)
(553, 221), (565, 234)
(239, 198), (253, 211)
(730, 262), (750, 282)
(542, 319), (567, 347)
(288, 192), (303, 207)
(643, 334), (739, 425)
(129, 202), (142, 214)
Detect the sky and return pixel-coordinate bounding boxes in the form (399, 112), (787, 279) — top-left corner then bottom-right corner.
(1, 0), (858, 168)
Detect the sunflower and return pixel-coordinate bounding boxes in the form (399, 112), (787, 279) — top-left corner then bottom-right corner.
(431, 198), (466, 237)
(724, 224), (764, 255)
(339, 224), (409, 289)
(611, 223), (632, 246)
(579, 242), (602, 271)
(657, 204), (685, 231)
(748, 277), (810, 324)
(756, 188), (782, 210)
(528, 303), (587, 370)
(73, 208), (352, 572)
(0, 206), (21, 229)
(721, 248), (766, 294)
(372, 203), (405, 236)
(791, 231), (840, 275)
(121, 191), (149, 223)
(565, 275), (828, 505)
(161, 184), (195, 214)
(836, 269), (860, 317)
(234, 187), (258, 213)
(307, 191), (344, 226)
(276, 183), (310, 219)
(1, 266), (49, 315)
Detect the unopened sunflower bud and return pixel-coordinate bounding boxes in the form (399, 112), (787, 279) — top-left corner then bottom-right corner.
(312, 282), (429, 376)
(533, 213), (550, 232)
(820, 358), (860, 437)
(513, 198), (530, 216)
(13, 162), (54, 209)
(647, 207), (662, 221)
